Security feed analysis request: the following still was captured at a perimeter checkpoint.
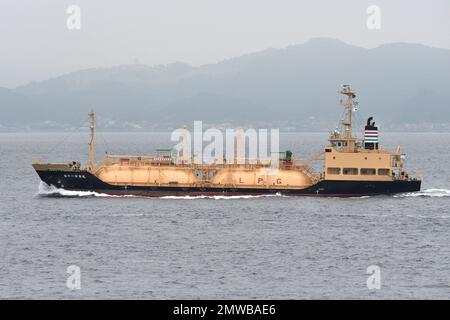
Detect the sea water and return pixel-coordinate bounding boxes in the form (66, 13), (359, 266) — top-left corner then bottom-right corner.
(0, 132), (449, 299)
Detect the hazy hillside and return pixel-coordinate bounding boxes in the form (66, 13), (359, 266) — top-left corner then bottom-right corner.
(2, 38), (450, 131)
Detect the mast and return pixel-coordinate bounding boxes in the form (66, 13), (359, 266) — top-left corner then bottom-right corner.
(340, 85), (355, 139)
(88, 111), (94, 171)
(328, 85), (357, 152)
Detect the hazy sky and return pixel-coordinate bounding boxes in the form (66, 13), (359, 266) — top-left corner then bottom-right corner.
(0, 0), (449, 88)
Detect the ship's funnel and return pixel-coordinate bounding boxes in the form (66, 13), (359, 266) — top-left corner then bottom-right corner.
(364, 116), (378, 150)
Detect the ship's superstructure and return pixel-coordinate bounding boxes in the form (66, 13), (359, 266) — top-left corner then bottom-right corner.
(323, 85), (410, 183)
(32, 86), (421, 196)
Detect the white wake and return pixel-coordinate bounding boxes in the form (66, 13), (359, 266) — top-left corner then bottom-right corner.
(394, 188), (450, 198)
(159, 193), (287, 200)
(37, 182), (287, 199)
(37, 182), (134, 198)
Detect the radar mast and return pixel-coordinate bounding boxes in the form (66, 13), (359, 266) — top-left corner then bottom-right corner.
(328, 85), (357, 152)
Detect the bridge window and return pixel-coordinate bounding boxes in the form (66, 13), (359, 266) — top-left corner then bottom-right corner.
(343, 168), (358, 175)
(378, 168), (390, 176)
(361, 168), (376, 175)
(327, 167), (341, 175)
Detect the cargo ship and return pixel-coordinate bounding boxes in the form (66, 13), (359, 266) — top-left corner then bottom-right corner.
(32, 85), (421, 197)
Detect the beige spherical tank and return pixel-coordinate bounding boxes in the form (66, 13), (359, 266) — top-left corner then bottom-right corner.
(95, 163), (312, 189)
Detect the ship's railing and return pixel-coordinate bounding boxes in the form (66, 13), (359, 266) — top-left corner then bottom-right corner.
(98, 154), (302, 170)
(99, 155), (156, 166)
(392, 173), (421, 182)
(293, 158), (321, 183)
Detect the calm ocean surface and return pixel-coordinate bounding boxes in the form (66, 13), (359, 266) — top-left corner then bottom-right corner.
(0, 132), (449, 299)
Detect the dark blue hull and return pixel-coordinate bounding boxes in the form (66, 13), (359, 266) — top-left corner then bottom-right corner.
(35, 170), (421, 197)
